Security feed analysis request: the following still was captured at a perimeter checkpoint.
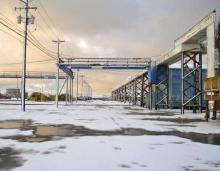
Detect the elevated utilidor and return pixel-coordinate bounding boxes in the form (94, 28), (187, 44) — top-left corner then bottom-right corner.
(112, 10), (219, 114)
(59, 57), (150, 70)
(156, 11), (216, 77)
(0, 72), (67, 79)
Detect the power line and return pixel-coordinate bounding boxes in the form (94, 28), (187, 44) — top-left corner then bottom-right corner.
(36, 8), (59, 39)
(0, 3), (75, 60)
(0, 59), (55, 66)
(0, 12), (23, 32)
(0, 20), (56, 59)
(38, 0), (60, 38)
(28, 30), (56, 55)
(0, 13), (57, 59)
(0, 23), (56, 62)
(37, 0), (75, 56)
(0, 27), (23, 43)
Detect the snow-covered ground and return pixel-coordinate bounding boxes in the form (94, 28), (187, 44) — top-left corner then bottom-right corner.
(0, 100), (219, 171)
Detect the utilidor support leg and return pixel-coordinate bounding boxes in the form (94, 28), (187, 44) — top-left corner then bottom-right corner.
(115, 90), (117, 101)
(132, 80), (136, 105)
(128, 82), (133, 104)
(135, 76), (142, 106)
(155, 65), (169, 110)
(181, 51), (202, 114)
(124, 85), (127, 103)
(111, 72), (149, 107)
(72, 79), (74, 102)
(66, 77), (68, 105)
(117, 89), (120, 101)
(120, 87), (124, 102)
(118, 89), (121, 102)
(212, 101), (217, 120)
(69, 77), (71, 103)
(141, 73), (150, 108)
(205, 100), (210, 122)
(141, 75), (145, 107)
(112, 91), (115, 101)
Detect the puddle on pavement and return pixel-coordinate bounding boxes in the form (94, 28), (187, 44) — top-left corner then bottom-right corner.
(0, 147), (25, 170)
(0, 120), (32, 129)
(127, 112), (176, 116)
(124, 106), (144, 111)
(0, 120), (220, 145)
(156, 124), (197, 128)
(142, 118), (204, 124)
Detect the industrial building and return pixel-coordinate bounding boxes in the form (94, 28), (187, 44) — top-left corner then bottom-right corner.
(169, 68), (207, 109)
(6, 89), (20, 99)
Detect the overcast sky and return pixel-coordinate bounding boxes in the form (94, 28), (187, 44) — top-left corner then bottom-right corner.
(0, 0), (219, 96)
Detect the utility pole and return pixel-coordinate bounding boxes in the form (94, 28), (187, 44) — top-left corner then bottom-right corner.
(16, 78), (19, 100)
(76, 70), (79, 102)
(71, 78), (74, 104)
(52, 39), (65, 108)
(16, 0), (37, 111)
(90, 85), (93, 99)
(80, 75), (85, 99)
(69, 77), (71, 103)
(66, 76), (68, 105)
(89, 85), (93, 100)
(84, 80), (88, 100)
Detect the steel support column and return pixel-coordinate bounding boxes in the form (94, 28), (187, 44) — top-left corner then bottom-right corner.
(128, 82), (133, 104)
(181, 51), (202, 114)
(155, 65), (169, 110)
(132, 79), (137, 105)
(134, 76), (142, 106)
(112, 72), (150, 108)
(124, 85), (127, 103)
(141, 73), (150, 107)
(66, 77), (68, 105)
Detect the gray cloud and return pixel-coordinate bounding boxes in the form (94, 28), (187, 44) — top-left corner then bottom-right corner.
(39, 0), (220, 57)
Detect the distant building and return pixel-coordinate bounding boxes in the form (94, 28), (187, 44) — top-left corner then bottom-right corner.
(0, 93), (10, 99)
(6, 89), (20, 99)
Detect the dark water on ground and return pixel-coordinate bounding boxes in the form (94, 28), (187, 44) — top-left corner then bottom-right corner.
(0, 147), (25, 170)
(0, 120), (219, 145)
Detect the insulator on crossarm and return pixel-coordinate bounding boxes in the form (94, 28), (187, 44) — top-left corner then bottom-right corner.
(17, 15), (22, 24)
(30, 15), (35, 24)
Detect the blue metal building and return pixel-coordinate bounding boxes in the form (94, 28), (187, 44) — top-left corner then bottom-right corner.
(169, 68), (207, 109)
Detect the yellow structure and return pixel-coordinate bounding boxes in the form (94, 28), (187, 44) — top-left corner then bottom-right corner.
(28, 92), (47, 102)
(204, 76), (220, 121)
(204, 77), (220, 101)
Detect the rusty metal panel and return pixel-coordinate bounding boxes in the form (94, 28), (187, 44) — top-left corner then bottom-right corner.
(204, 76), (220, 92)
(215, 101), (220, 110)
(204, 79), (211, 92)
(211, 77), (220, 91)
(205, 95), (220, 101)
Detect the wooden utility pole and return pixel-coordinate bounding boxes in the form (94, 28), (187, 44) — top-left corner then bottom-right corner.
(52, 39), (65, 108)
(16, 0), (37, 111)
